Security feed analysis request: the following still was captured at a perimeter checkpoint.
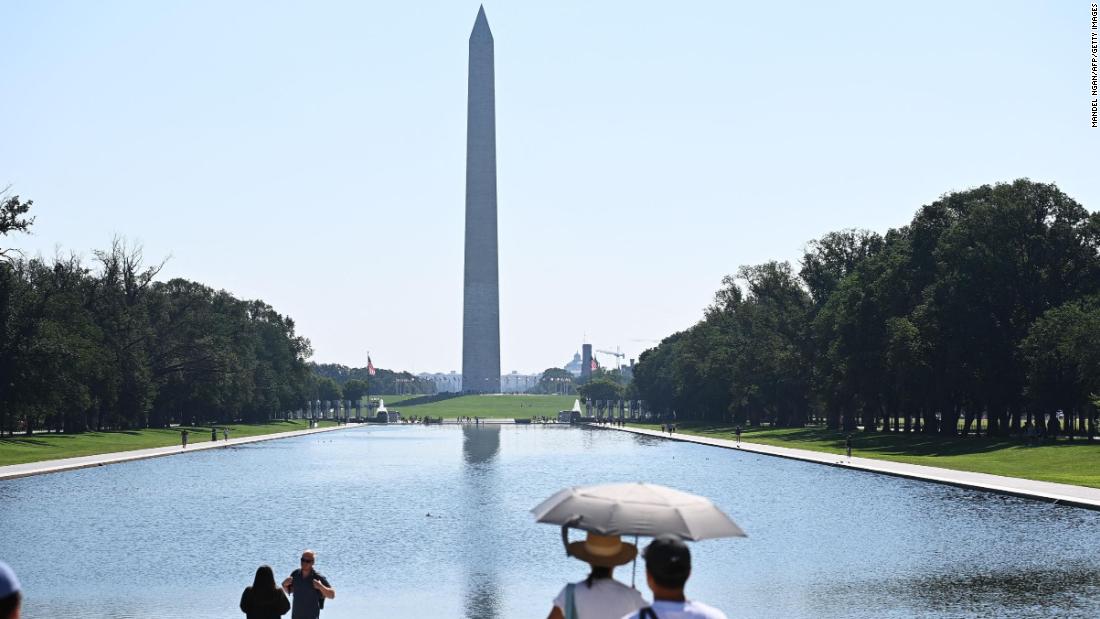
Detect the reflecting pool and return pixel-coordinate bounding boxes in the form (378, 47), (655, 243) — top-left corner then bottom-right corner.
(2, 425), (1099, 618)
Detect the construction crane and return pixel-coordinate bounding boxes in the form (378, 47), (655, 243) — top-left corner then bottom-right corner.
(596, 347), (625, 371)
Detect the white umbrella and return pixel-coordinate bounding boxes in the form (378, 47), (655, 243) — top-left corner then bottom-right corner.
(531, 482), (746, 541)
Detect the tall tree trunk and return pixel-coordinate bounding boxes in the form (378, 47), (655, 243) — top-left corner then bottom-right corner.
(1045, 412), (1059, 438)
(921, 407), (937, 434)
(942, 405), (961, 437)
(961, 410), (974, 437)
(842, 405), (857, 432)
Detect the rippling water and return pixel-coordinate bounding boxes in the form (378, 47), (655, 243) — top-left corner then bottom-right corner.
(2, 425), (1099, 618)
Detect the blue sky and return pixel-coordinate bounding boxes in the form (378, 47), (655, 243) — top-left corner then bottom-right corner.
(2, 1), (1096, 374)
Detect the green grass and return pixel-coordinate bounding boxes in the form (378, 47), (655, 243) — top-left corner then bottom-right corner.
(0, 420), (338, 467)
(630, 423), (1100, 488)
(397, 394), (577, 419)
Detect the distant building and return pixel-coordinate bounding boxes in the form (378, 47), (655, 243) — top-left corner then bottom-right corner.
(621, 358), (636, 382)
(418, 370), (539, 394)
(501, 371), (540, 394)
(564, 351), (583, 377)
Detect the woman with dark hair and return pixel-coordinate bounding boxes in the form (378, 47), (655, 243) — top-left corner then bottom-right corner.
(240, 565), (290, 619)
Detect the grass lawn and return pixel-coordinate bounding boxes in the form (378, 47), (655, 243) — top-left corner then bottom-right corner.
(630, 423), (1100, 489)
(397, 394), (576, 419)
(0, 419), (338, 467)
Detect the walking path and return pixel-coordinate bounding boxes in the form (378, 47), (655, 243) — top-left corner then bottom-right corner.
(595, 424), (1100, 511)
(0, 423), (358, 481)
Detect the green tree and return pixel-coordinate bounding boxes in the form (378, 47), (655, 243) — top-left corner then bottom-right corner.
(0, 190), (34, 261)
(577, 377), (623, 402)
(633, 179), (1100, 441)
(1022, 300), (1100, 437)
(313, 376), (343, 401)
(919, 180), (1099, 436)
(343, 379), (369, 403)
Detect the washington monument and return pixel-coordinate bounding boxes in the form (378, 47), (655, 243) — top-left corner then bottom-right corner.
(462, 6), (501, 393)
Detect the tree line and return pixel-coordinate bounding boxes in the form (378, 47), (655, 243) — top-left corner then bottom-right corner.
(633, 179), (1100, 438)
(0, 193), (321, 435)
(309, 363), (436, 402)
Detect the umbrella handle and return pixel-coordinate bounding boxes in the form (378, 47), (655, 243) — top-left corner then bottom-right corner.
(560, 516), (583, 556)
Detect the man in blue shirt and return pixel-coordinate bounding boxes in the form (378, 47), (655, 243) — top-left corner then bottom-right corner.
(282, 549), (335, 619)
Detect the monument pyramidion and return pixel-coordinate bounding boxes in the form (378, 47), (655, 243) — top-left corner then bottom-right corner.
(462, 6), (501, 393)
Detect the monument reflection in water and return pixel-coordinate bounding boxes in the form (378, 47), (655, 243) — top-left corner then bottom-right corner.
(461, 424), (502, 618)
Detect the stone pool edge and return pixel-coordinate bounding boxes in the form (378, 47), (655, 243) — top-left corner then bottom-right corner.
(0, 423), (359, 481)
(594, 424), (1100, 511)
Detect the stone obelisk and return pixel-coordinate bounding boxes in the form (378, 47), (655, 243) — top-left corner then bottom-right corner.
(462, 6), (501, 394)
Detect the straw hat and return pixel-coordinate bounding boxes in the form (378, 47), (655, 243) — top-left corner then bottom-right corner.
(567, 532), (637, 568)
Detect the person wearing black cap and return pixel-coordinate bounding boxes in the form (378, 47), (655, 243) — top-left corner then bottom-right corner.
(620, 535), (727, 619)
(0, 561), (21, 619)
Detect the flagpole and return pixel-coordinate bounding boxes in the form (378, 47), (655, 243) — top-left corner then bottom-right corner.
(365, 350), (370, 420)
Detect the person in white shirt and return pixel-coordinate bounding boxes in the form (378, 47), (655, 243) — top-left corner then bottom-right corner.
(620, 534), (728, 619)
(547, 532), (647, 619)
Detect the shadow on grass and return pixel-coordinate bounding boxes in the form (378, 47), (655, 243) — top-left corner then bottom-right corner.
(0, 421), (312, 446)
(0, 430), (149, 447)
(0, 438), (56, 447)
(678, 424), (1093, 458)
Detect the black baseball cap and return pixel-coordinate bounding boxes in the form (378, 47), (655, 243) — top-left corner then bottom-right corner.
(643, 534), (691, 580)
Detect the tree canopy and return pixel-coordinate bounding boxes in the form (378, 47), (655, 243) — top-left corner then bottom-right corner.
(0, 199), (315, 434)
(634, 179), (1100, 437)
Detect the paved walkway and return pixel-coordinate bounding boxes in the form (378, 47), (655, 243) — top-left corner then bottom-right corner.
(0, 423), (357, 481)
(594, 424), (1100, 511)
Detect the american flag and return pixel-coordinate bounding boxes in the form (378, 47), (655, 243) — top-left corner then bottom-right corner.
(367, 356), (376, 376)
(590, 357), (598, 371)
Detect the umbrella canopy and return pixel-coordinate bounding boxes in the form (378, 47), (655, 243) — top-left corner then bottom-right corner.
(531, 482), (746, 541)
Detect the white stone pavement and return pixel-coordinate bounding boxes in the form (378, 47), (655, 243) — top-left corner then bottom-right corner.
(594, 424), (1100, 511)
(0, 423), (357, 481)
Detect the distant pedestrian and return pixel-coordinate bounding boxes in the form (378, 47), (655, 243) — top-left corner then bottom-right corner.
(212, 427), (218, 442)
(845, 434), (853, 459)
(241, 565), (290, 618)
(734, 425), (742, 446)
(622, 534), (728, 619)
(0, 560), (21, 619)
(546, 532), (645, 619)
(181, 429), (189, 449)
(224, 428), (229, 441)
(282, 550), (334, 619)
